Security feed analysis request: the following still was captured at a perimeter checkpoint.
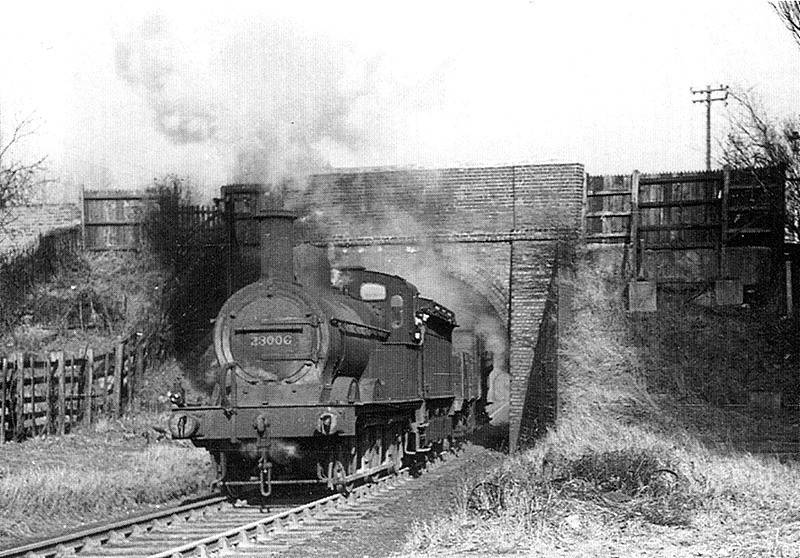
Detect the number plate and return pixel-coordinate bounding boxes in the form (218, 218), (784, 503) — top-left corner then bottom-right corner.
(249, 334), (295, 347)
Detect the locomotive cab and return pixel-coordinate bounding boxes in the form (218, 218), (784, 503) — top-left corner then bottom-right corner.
(332, 267), (420, 343)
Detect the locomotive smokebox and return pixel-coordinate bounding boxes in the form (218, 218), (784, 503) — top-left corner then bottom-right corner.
(255, 208), (297, 283)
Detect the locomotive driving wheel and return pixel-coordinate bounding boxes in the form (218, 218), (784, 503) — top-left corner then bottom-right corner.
(383, 423), (404, 473)
(222, 453), (253, 501)
(333, 439), (357, 493)
(358, 424), (383, 481)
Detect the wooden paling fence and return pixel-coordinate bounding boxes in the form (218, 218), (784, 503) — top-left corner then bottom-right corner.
(82, 189), (223, 251)
(0, 337), (149, 443)
(583, 165), (786, 248)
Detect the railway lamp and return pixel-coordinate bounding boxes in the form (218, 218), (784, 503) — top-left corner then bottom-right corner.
(317, 411), (338, 435)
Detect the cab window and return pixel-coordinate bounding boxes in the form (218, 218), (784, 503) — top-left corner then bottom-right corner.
(390, 294), (404, 329)
(360, 282), (387, 301)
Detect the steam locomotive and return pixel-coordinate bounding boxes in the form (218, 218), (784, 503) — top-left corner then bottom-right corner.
(169, 207), (492, 497)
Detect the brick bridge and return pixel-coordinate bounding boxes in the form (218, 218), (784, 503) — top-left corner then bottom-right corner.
(283, 163), (585, 449)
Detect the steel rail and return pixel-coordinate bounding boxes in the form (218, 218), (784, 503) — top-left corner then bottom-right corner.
(147, 469), (410, 558)
(0, 494), (227, 558)
(1, 445), (453, 558)
(0, 465), (415, 558)
(147, 494), (342, 558)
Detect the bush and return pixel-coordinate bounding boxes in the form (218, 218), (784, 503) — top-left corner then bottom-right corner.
(141, 176), (229, 360)
(0, 228), (83, 334)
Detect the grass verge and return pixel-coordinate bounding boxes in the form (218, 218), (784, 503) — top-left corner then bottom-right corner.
(405, 247), (800, 557)
(0, 413), (213, 547)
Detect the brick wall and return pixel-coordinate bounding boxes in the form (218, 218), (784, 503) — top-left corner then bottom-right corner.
(509, 241), (557, 447)
(291, 163), (584, 241)
(0, 204), (82, 253)
(284, 163), (584, 446)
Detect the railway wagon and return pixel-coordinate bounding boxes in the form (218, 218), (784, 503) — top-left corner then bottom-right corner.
(169, 204), (491, 497)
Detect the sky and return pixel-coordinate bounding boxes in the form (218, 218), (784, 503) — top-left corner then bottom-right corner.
(0, 1), (798, 203)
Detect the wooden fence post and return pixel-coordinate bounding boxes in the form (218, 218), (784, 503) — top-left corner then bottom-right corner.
(68, 355), (76, 429)
(30, 355), (38, 436)
(15, 353), (24, 440)
(581, 172), (588, 240)
(103, 353), (110, 416)
(28, 355), (38, 436)
(57, 351), (66, 436)
(132, 341), (144, 413)
(45, 353), (54, 435)
(83, 349), (94, 427)
(719, 167), (730, 278)
(1, 357), (6, 444)
(631, 170), (641, 278)
(113, 343), (123, 418)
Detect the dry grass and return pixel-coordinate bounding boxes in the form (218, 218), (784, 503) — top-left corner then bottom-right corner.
(0, 413), (213, 546)
(405, 247), (800, 557)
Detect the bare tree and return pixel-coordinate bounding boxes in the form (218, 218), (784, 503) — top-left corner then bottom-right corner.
(722, 89), (799, 170)
(772, 1), (800, 48)
(722, 88), (800, 240)
(0, 114), (48, 230)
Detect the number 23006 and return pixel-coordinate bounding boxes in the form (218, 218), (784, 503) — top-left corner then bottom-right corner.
(250, 334), (293, 346)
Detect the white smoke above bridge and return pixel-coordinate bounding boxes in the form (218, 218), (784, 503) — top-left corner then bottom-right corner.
(114, 12), (380, 195)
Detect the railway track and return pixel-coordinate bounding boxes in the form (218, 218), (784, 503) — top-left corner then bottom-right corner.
(0, 455), (452, 558)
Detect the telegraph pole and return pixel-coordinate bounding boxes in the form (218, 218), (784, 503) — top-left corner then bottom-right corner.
(691, 84), (729, 170)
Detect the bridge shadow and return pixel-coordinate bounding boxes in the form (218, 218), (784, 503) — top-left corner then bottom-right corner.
(472, 422), (509, 453)
(472, 402), (510, 452)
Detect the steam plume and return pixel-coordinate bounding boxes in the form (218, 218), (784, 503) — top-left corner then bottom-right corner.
(115, 14), (374, 190)
(115, 14), (218, 144)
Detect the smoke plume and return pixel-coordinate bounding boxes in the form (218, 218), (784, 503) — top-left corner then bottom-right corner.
(115, 13), (375, 191)
(115, 14), (218, 144)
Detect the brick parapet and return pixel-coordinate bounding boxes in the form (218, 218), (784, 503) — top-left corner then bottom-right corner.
(291, 163), (585, 241)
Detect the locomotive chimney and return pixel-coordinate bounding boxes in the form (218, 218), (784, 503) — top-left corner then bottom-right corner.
(255, 208), (297, 283)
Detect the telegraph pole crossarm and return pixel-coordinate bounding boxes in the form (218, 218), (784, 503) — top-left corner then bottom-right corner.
(692, 84), (729, 171)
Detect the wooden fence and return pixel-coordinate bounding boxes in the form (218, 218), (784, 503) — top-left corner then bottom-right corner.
(82, 189), (222, 250)
(584, 166), (786, 249)
(82, 190), (147, 250)
(0, 336), (149, 443)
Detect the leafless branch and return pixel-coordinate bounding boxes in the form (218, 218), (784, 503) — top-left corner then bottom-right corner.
(721, 87), (800, 239)
(722, 89), (796, 170)
(772, 1), (800, 48)
(0, 114), (49, 230)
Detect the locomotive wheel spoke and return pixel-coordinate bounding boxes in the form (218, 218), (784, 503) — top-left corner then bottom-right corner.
(334, 437), (352, 489)
(383, 424), (404, 473)
(386, 435), (403, 473)
(373, 428), (383, 469)
(332, 460), (351, 493)
(359, 429), (371, 472)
